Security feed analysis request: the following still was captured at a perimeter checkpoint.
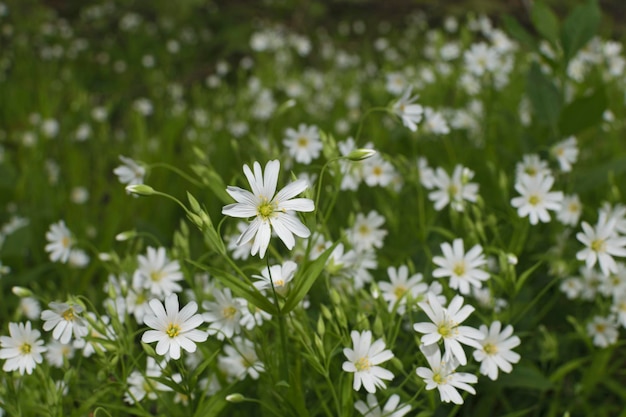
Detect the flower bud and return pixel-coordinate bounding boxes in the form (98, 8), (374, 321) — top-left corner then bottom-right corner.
(346, 148), (376, 161)
(12, 286), (33, 297)
(115, 230), (136, 241)
(125, 184), (155, 196)
(226, 393), (245, 403)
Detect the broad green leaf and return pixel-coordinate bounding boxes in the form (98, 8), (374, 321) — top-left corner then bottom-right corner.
(187, 260), (278, 315)
(558, 87), (607, 136)
(531, 1), (560, 46)
(282, 242), (338, 314)
(526, 62), (562, 128)
(496, 365), (553, 391)
(502, 14), (538, 50)
(561, 0), (601, 63)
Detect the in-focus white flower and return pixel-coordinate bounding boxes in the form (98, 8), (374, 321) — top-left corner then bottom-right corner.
(432, 238), (489, 295)
(511, 173), (563, 225)
(416, 344), (477, 405)
(551, 136), (578, 172)
(342, 330), (394, 393)
(0, 322), (47, 375)
(378, 265), (428, 314)
(576, 214), (626, 276)
(45, 220), (73, 263)
(473, 321), (521, 380)
(413, 293), (484, 365)
(354, 393), (411, 417)
(222, 160), (314, 258)
(41, 301), (89, 344)
(133, 246), (183, 297)
(392, 87), (423, 132)
(142, 293), (207, 360)
(113, 155), (146, 187)
(282, 124), (322, 165)
(252, 260), (297, 297)
(586, 315), (619, 348)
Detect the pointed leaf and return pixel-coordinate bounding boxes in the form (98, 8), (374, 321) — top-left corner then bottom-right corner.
(532, 1), (560, 46)
(561, 0), (601, 63)
(527, 62), (562, 128)
(558, 87), (606, 136)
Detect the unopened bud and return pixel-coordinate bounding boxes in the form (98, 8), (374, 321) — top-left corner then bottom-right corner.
(115, 230), (136, 241)
(125, 184), (155, 196)
(226, 393), (245, 403)
(346, 148), (376, 161)
(12, 286), (33, 297)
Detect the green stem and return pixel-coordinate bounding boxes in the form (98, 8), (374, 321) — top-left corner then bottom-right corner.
(314, 157), (341, 220)
(266, 255), (290, 383)
(149, 162), (203, 187)
(354, 106), (390, 145)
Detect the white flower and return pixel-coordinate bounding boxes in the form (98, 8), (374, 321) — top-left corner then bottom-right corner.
(0, 322), (47, 375)
(576, 214), (626, 276)
(557, 194), (582, 226)
(346, 211), (387, 253)
(218, 337), (265, 381)
(342, 330), (394, 394)
(515, 154), (550, 179)
(202, 288), (246, 340)
(432, 239), (489, 295)
(45, 220), (73, 263)
(113, 155), (146, 186)
(252, 260), (297, 297)
(599, 202), (626, 235)
(551, 136), (578, 172)
(413, 293), (484, 366)
(416, 345), (477, 405)
(282, 124), (322, 165)
(378, 265), (428, 314)
(362, 155), (395, 187)
(586, 316), (619, 348)
(45, 340), (75, 368)
(464, 42), (499, 76)
(222, 160), (314, 258)
(133, 246), (183, 297)
(385, 72), (408, 95)
(41, 301), (89, 344)
(428, 165), (479, 212)
(354, 393), (411, 417)
(473, 321), (521, 380)
(511, 173), (563, 225)
(422, 107), (450, 135)
(142, 293), (207, 360)
(392, 87), (423, 132)
(124, 357), (171, 404)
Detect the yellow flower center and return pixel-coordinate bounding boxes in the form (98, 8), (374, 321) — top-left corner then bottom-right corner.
(483, 342), (498, 355)
(274, 279), (285, 287)
(150, 271), (163, 282)
(453, 262), (466, 277)
(595, 323), (606, 333)
(525, 167), (536, 176)
(297, 137), (309, 147)
(355, 356), (371, 372)
(433, 371), (446, 384)
(394, 285), (407, 299)
(166, 323), (181, 338)
(568, 202), (580, 213)
(437, 319), (456, 338)
(20, 343), (32, 354)
(448, 184), (458, 197)
(61, 236), (71, 248)
(258, 199), (275, 219)
(373, 166), (382, 176)
(528, 195), (540, 206)
(358, 224), (370, 235)
(62, 307), (76, 322)
(223, 306), (237, 319)
(591, 239), (606, 252)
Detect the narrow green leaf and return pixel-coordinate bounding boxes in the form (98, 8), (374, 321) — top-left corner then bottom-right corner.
(187, 260), (278, 315)
(498, 407), (537, 417)
(496, 365), (553, 391)
(531, 1), (560, 46)
(561, 0), (601, 63)
(283, 242), (338, 314)
(558, 87), (607, 136)
(526, 62), (562, 128)
(515, 261), (543, 294)
(549, 357), (588, 383)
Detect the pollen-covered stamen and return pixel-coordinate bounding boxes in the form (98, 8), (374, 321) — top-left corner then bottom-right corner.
(257, 198), (276, 219)
(297, 137), (309, 147)
(453, 262), (466, 277)
(20, 343), (32, 354)
(528, 194), (540, 206)
(150, 271), (163, 282)
(432, 370), (448, 384)
(355, 356), (371, 371)
(166, 323), (181, 338)
(394, 285), (407, 299)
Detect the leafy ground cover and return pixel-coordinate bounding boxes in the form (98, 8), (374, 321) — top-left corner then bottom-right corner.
(1, 0), (626, 416)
